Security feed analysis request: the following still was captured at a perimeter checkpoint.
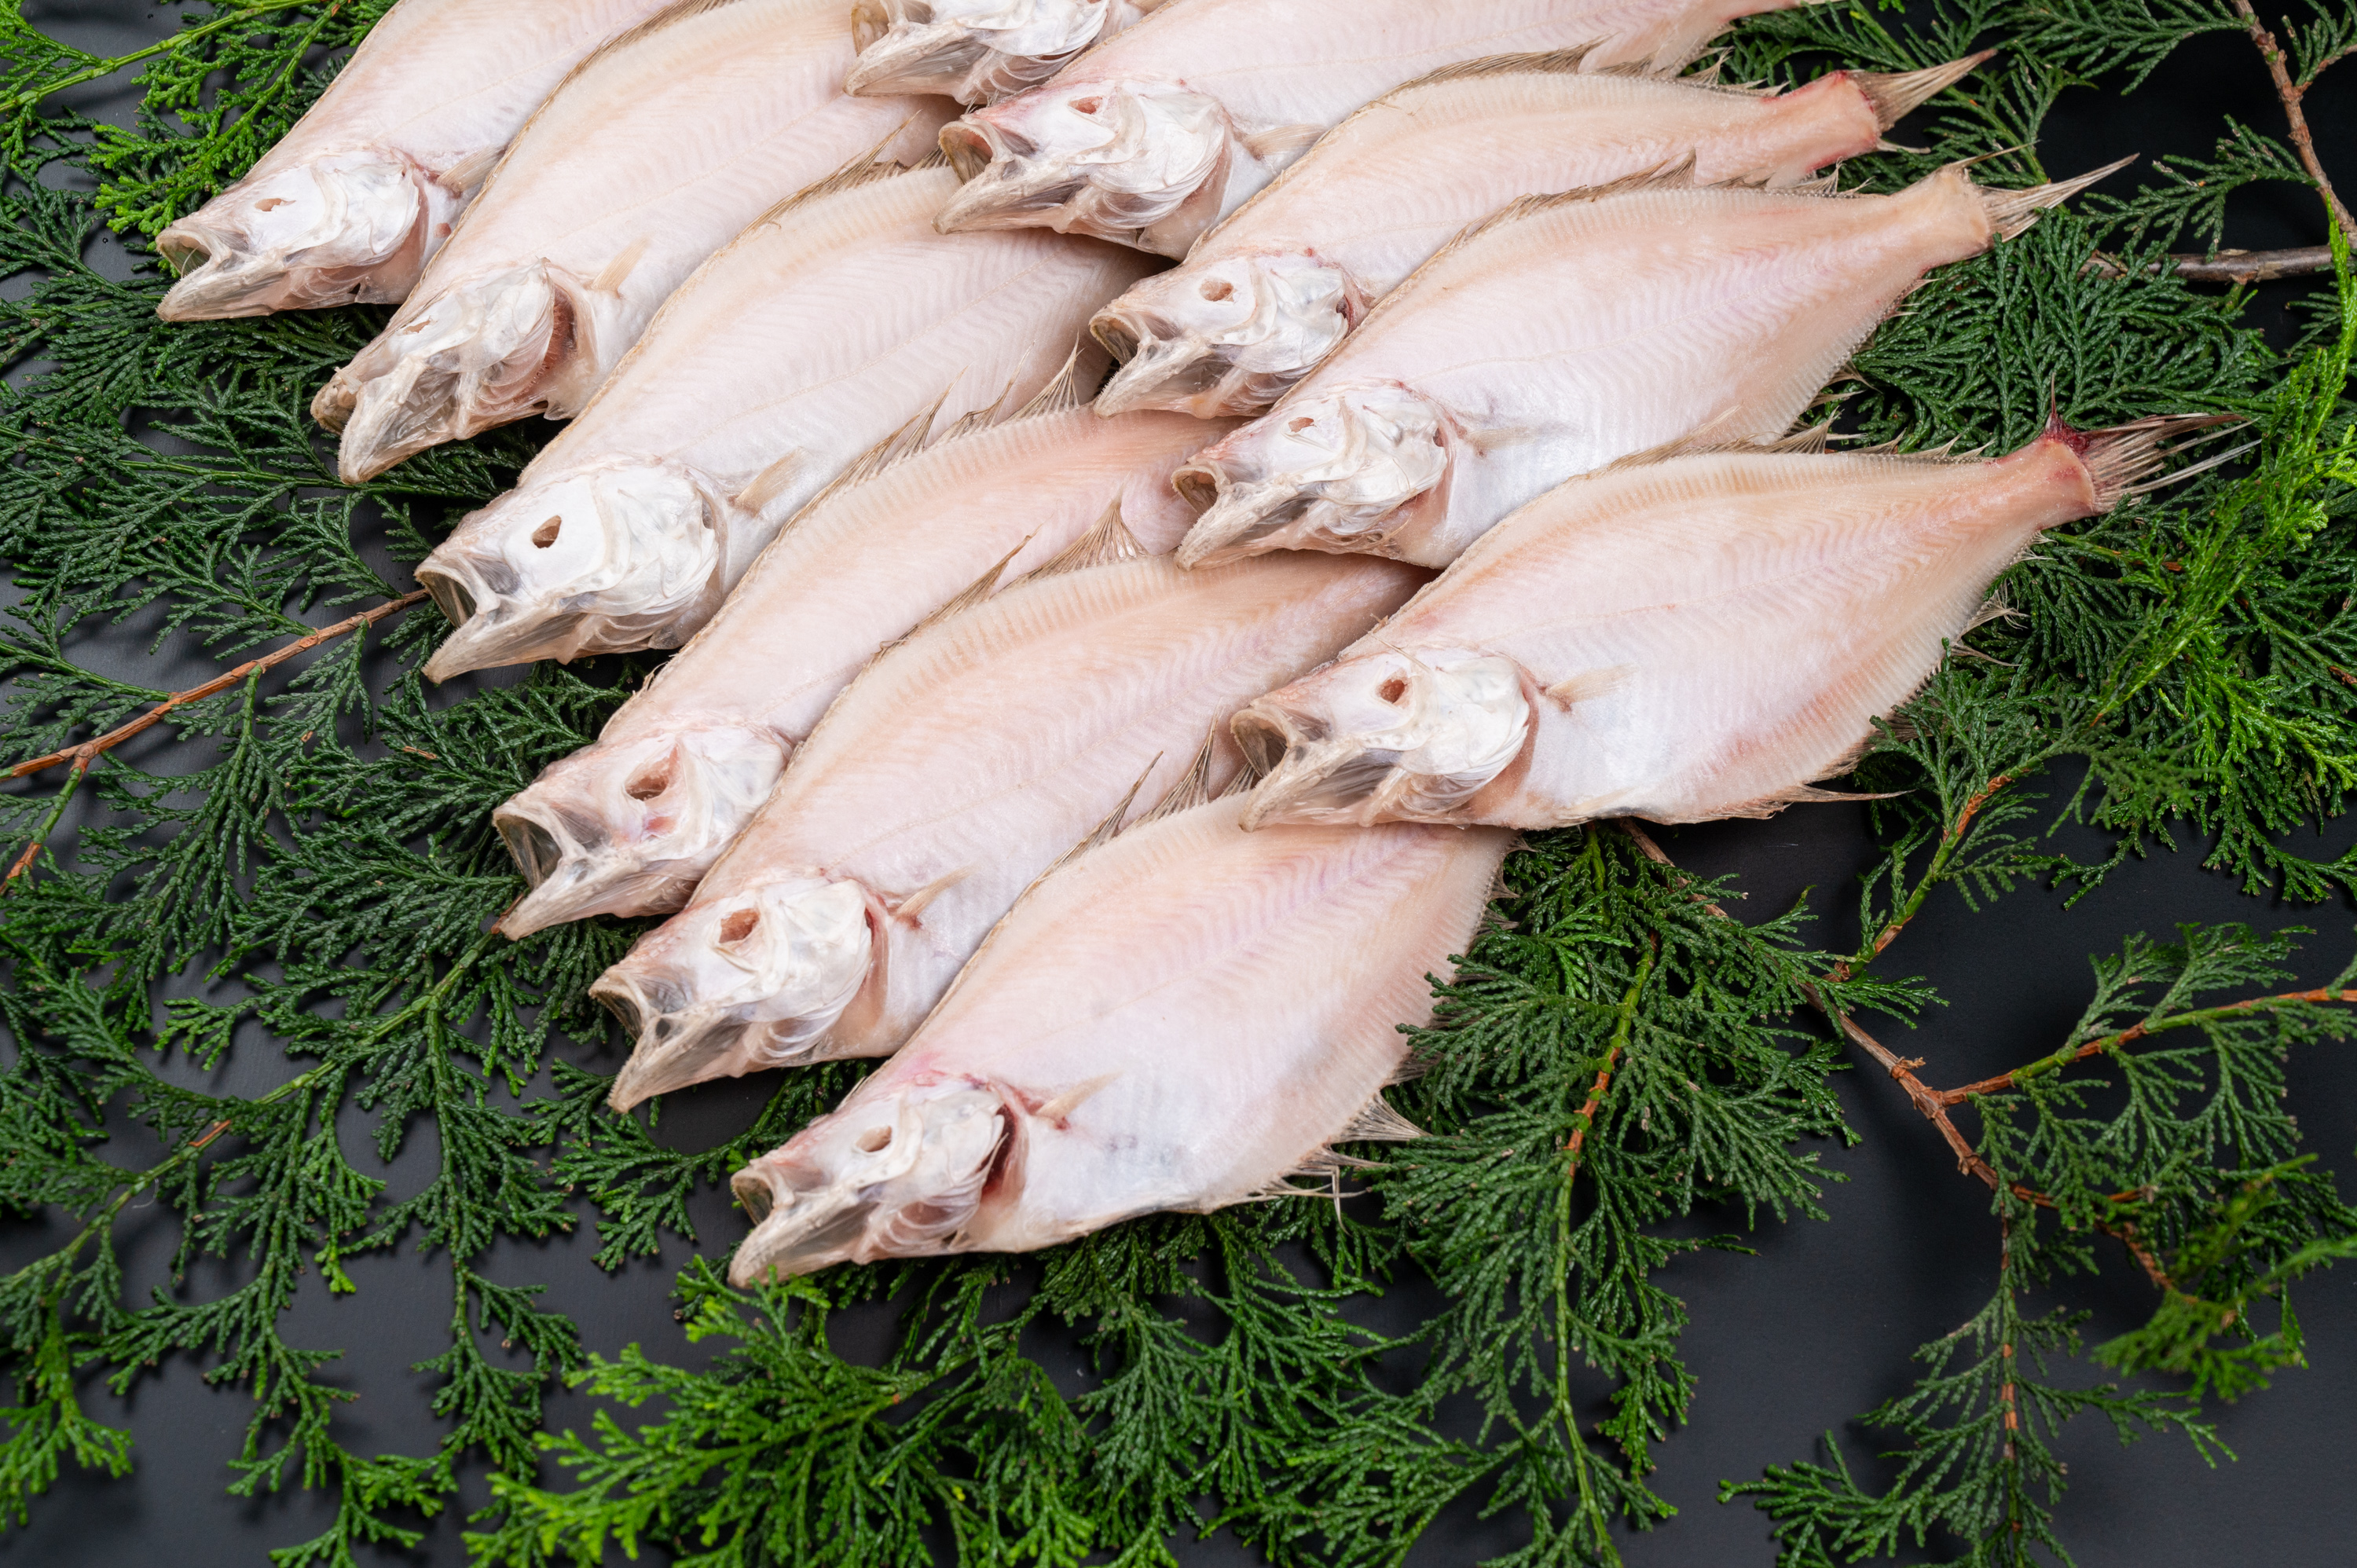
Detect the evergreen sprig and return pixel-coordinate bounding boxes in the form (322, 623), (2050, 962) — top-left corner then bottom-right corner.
(0, 2), (2348, 1565)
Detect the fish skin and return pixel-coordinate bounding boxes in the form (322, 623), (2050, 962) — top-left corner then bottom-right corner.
(1171, 163), (2093, 572)
(1093, 55), (1994, 419)
(1232, 419), (2220, 831)
(931, 0), (1801, 257)
(594, 550), (1427, 1112)
(413, 164), (1156, 680)
(847, 0), (1171, 105)
(313, 0), (955, 484)
(155, 0), (680, 321)
(492, 405), (1233, 939)
(726, 793), (1508, 1280)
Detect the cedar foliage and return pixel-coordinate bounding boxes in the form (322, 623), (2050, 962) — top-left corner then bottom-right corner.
(0, 2), (2348, 1566)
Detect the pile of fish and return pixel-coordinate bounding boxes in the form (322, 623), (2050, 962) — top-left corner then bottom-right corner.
(168, 0), (2234, 1285)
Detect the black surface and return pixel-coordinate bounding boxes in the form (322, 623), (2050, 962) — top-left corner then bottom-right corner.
(1, 4), (2353, 1564)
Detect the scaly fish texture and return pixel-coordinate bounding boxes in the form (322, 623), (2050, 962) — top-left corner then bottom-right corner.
(415, 163), (1155, 680)
(492, 404), (1232, 939)
(1233, 416), (2234, 831)
(156, 0), (677, 321)
(1094, 52), (1993, 419)
(933, 0), (1802, 256)
(727, 793), (1508, 1280)
(594, 548), (1425, 1110)
(849, 0), (1171, 105)
(312, 0), (955, 483)
(1173, 159), (2132, 570)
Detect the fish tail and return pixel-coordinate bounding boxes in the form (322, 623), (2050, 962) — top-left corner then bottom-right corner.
(2047, 408), (2252, 511)
(1853, 50), (1998, 134)
(1976, 154), (2137, 241)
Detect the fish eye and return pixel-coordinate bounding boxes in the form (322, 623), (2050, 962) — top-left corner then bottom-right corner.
(531, 515), (562, 548)
(1288, 416), (1315, 434)
(1200, 278), (1233, 302)
(718, 908), (760, 943)
(1377, 677), (1408, 704)
(856, 1126), (893, 1153)
(625, 756), (673, 801)
(1071, 97), (1102, 115)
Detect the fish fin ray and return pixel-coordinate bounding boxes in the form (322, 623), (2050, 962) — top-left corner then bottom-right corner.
(590, 235), (650, 295)
(1854, 52), (1998, 132)
(729, 448), (808, 515)
(1034, 1073), (1118, 1125)
(1009, 342), (1092, 422)
(1544, 665), (1637, 707)
(1976, 154), (2136, 241)
(1019, 499), (1147, 582)
(1131, 727), (1219, 830)
(891, 865), (973, 921)
(1338, 1094), (1424, 1143)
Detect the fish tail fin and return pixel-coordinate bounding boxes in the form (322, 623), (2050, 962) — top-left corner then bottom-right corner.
(1853, 51), (1997, 133)
(1976, 154), (2136, 241)
(2048, 408), (2252, 511)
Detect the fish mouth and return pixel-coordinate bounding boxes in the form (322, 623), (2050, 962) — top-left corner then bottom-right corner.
(416, 555), (592, 681)
(1173, 387), (1453, 569)
(1233, 705), (1406, 828)
(1091, 255), (1356, 419)
(493, 800), (698, 940)
(934, 119), (1086, 229)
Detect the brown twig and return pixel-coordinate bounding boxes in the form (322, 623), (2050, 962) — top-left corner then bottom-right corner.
(2085, 246), (2338, 284)
(3, 592), (427, 885)
(2232, 0), (2356, 243)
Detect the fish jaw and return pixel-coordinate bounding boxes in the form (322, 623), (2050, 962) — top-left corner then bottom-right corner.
(1236, 648), (1531, 828)
(936, 78), (1235, 256)
(316, 259), (603, 482)
(1092, 250), (1359, 419)
(417, 462), (730, 680)
(728, 1077), (1006, 1283)
(596, 877), (879, 1112)
(1173, 383), (1453, 567)
(847, 0), (1113, 103)
(493, 726), (790, 938)
(156, 152), (456, 321)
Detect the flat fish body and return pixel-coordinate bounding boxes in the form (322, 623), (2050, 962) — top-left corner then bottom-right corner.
(156, 0), (677, 321)
(1094, 54), (1990, 419)
(594, 550), (1426, 1110)
(933, 0), (1801, 257)
(415, 164), (1156, 680)
(1233, 419), (2221, 830)
(727, 794), (1509, 1280)
(848, 0), (1171, 104)
(313, 0), (955, 482)
(493, 404), (1232, 937)
(1174, 163), (2122, 570)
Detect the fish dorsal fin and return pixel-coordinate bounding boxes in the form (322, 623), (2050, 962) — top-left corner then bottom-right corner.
(893, 536), (1032, 648)
(1409, 153), (1702, 280)
(1009, 343), (1091, 422)
(1544, 665), (1636, 707)
(891, 865), (972, 921)
(1039, 755), (1160, 884)
(1017, 499), (1147, 584)
(1596, 412), (1840, 473)
(1387, 41), (1609, 93)
(1131, 727), (1219, 830)
(1337, 1094), (1424, 1143)
(749, 129), (929, 234)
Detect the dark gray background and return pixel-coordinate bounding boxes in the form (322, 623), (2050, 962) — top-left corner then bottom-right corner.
(0, 3), (2352, 1563)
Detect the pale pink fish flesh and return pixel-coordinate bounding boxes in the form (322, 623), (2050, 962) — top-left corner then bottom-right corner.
(594, 547), (1425, 1109)
(848, 0), (1171, 104)
(492, 403), (1232, 938)
(311, 0), (954, 484)
(156, 0), (679, 321)
(413, 163), (1155, 680)
(932, 0), (1805, 257)
(727, 793), (1508, 1280)
(1171, 159), (2135, 570)
(1233, 415), (2239, 831)
(1094, 52), (1995, 419)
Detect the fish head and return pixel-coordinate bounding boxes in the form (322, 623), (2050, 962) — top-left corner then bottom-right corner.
(729, 1074), (1007, 1281)
(594, 876), (878, 1111)
(1173, 383), (1452, 567)
(1091, 250), (1358, 419)
(1233, 647), (1531, 827)
(935, 76), (1232, 254)
(321, 259), (599, 482)
(847, 0), (1113, 103)
(418, 463), (731, 680)
(156, 152), (445, 321)
(493, 726), (790, 938)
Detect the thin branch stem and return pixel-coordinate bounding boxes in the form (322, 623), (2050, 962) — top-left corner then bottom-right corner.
(1938, 985), (2357, 1105)
(2232, 0), (2356, 242)
(2085, 246), (2338, 284)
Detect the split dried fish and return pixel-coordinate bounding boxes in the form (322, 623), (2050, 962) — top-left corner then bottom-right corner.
(933, 0), (1802, 257)
(1234, 415), (2242, 830)
(592, 544), (1424, 1111)
(492, 401), (1230, 939)
(313, 0), (954, 483)
(156, 0), (677, 321)
(848, 0), (1170, 105)
(1173, 159), (2132, 570)
(726, 793), (1508, 1280)
(1093, 51), (1993, 419)
(415, 162), (1154, 680)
